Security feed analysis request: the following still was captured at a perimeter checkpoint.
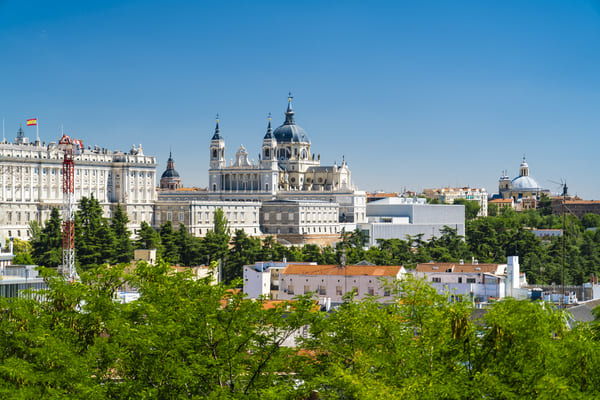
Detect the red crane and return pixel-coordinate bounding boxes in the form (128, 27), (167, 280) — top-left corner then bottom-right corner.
(58, 134), (83, 281)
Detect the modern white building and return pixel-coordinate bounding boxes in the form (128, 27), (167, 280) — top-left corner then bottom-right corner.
(358, 197), (465, 246)
(279, 263), (406, 303)
(0, 126), (156, 244)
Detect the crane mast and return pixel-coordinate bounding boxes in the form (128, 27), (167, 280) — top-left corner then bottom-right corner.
(58, 134), (83, 281)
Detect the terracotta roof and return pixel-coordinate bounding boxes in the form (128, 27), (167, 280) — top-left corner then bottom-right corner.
(489, 199), (513, 204)
(282, 263), (403, 277)
(416, 262), (502, 274)
(565, 200), (600, 205)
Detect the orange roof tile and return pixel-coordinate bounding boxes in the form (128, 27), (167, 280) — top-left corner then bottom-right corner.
(416, 262), (501, 274)
(489, 199), (513, 204)
(282, 264), (403, 277)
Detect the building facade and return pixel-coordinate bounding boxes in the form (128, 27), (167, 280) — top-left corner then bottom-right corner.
(497, 157), (550, 202)
(358, 197), (465, 246)
(0, 127), (156, 244)
(423, 187), (488, 217)
(206, 96), (366, 230)
(279, 263), (406, 303)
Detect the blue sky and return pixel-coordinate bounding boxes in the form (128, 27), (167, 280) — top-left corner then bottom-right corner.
(2, 0), (600, 199)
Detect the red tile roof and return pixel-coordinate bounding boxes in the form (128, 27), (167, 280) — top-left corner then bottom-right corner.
(416, 262), (501, 274)
(282, 264), (403, 277)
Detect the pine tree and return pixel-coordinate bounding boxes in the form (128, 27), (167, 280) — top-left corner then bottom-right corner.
(30, 207), (63, 268)
(159, 221), (180, 265)
(111, 204), (134, 263)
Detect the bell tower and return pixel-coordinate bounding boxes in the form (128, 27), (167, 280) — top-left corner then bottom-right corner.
(209, 116), (225, 169)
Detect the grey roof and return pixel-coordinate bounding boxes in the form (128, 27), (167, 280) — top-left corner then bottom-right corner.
(264, 118), (274, 140)
(273, 99), (310, 144)
(568, 299), (600, 323)
(161, 169), (180, 178)
(211, 120), (223, 141)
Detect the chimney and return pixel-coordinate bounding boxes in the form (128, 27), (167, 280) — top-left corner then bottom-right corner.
(459, 259), (464, 265)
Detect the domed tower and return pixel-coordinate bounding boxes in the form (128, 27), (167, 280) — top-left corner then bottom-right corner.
(272, 94), (316, 189)
(272, 94), (311, 162)
(160, 151), (182, 190)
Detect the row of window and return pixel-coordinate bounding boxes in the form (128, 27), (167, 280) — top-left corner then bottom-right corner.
(431, 277), (477, 284)
(286, 284), (389, 297)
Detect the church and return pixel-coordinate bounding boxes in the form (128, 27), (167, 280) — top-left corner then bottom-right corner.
(497, 157), (550, 202)
(155, 95), (366, 240)
(208, 95), (352, 195)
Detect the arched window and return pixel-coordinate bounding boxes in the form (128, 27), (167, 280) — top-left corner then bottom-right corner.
(212, 149), (217, 158)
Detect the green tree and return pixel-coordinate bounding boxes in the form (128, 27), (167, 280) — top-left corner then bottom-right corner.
(538, 193), (553, 216)
(581, 213), (600, 229)
(30, 208), (63, 268)
(136, 221), (162, 253)
(203, 209), (231, 272)
(110, 204), (134, 263)
(76, 196), (116, 268)
(453, 198), (481, 220)
(158, 221), (180, 264)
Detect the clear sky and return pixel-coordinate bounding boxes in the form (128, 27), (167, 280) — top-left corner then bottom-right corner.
(2, 0), (600, 199)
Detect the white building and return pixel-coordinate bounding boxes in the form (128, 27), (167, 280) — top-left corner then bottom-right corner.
(0, 126), (156, 244)
(243, 260), (317, 300)
(260, 200), (340, 236)
(414, 256), (527, 302)
(154, 197), (262, 237)
(206, 96), (366, 230)
(358, 197), (465, 246)
(423, 187), (488, 217)
(279, 263), (406, 303)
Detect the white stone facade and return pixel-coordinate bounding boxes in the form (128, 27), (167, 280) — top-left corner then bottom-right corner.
(206, 97), (366, 227)
(153, 197), (261, 237)
(0, 129), (156, 244)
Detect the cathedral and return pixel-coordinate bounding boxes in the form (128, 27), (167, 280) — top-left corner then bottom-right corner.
(498, 157), (550, 201)
(208, 96), (353, 195)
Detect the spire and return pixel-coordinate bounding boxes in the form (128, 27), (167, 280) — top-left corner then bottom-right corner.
(211, 114), (223, 140)
(264, 112), (273, 139)
(284, 92), (295, 125)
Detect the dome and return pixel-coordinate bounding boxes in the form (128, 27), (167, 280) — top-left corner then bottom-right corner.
(511, 175), (540, 190)
(273, 96), (310, 144)
(273, 124), (310, 143)
(161, 168), (180, 179)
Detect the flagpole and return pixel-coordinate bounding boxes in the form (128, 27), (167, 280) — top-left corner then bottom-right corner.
(36, 119), (39, 142)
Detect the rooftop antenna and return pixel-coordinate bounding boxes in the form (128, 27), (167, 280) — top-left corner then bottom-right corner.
(549, 178), (568, 308)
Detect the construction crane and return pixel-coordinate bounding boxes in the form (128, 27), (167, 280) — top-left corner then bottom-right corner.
(58, 134), (83, 281)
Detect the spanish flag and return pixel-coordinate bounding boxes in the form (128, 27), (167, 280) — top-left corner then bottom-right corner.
(27, 118), (37, 126)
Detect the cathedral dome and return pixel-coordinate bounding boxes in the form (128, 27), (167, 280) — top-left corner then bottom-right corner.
(273, 96), (310, 144)
(511, 175), (540, 190)
(161, 168), (180, 179)
(273, 124), (309, 143)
